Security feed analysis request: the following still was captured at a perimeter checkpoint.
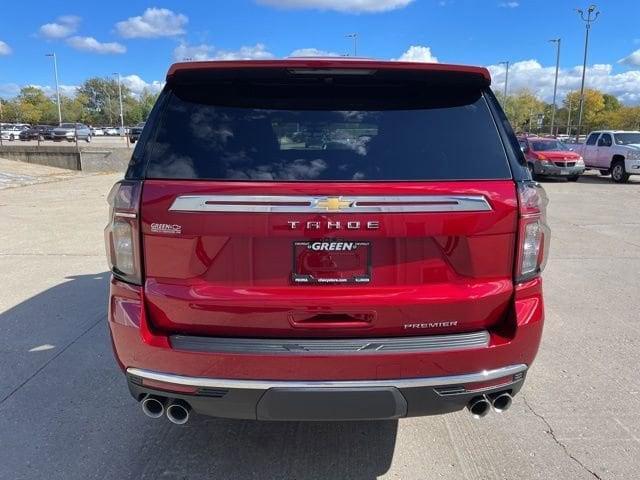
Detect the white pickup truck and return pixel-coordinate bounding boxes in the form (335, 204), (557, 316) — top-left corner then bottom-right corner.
(576, 130), (640, 183)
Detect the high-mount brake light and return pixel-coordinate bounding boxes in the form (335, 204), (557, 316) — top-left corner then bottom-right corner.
(104, 180), (142, 285)
(515, 182), (550, 282)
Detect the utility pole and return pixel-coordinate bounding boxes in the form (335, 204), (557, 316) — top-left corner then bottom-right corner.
(566, 98), (573, 135)
(45, 53), (62, 125)
(549, 38), (561, 136)
(345, 33), (358, 57)
(575, 5), (600, 143)
(498, 61), (510, 99)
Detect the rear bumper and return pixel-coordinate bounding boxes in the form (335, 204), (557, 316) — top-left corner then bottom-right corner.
(127, 364), (527, 420)
(109, 276), (544, 419)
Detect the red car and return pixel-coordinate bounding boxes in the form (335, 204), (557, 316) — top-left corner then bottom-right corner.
(518, 136), (585, 181)
(105, 59), (549, 423)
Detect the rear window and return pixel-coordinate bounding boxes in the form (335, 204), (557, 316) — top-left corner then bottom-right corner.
(141, 80), (510, 181)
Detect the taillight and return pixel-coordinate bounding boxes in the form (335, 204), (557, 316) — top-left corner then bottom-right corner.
(104, 180), (142, 284)
(515, 182), (550, 282)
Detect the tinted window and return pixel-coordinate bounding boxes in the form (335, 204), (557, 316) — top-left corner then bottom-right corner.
(141, 83), (510, 181)
(586, 133), (599, 146)
(531, 140), (571, 151)
(614, 133), (640, 145)
(598, 134), (612, 147)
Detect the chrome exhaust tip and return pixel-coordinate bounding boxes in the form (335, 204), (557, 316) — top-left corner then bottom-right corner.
(166, 400), (191, 425)
(491, 392), (513, 413)
(141, 395), (166, 419)
(468, 395), (491, 419)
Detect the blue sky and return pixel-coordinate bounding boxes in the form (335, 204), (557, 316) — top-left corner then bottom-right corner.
(1, 0), (639, 103)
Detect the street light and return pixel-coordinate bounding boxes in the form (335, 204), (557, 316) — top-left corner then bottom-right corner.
(345, 33), (358, 57)
(498, 61), (510, 99)
(45, 53), (62, 125)
(549, 38), (561, 135)
(113, 72), (129, 147)
(575, 4), (600, 143)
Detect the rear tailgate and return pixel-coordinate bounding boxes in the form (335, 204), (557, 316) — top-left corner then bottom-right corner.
(141, 180), (517, 337)
(137, 64), (518, 338)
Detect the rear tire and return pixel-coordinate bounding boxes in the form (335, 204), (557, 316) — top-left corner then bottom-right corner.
(611, 161), (630, 183)
(567, 175), (580, 182)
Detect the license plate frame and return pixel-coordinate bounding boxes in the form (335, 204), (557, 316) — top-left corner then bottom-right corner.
(560, 169), (570, 175)
(291, 240), (372, 285)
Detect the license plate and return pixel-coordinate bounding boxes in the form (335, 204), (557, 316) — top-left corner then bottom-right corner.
(561, 169), (569, 175)
(292, 240), (371, 284)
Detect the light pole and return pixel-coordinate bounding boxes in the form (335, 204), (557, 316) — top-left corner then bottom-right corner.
(114, 73), (125, 132)
(114, 73), (129, 147)
(549, 38), (561, 135)
(499, 61), (510, 99)
(566, 97), (573, 135)
(345, 33), (358, 57)
(45, 53), (62, 125)
(575, 4), (599, 143)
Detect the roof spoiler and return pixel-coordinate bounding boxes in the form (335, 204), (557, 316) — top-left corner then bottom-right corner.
(166, 59), (491, 87)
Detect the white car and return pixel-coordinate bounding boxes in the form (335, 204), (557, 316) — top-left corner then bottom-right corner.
(0, 124), (28, 141)
(576, 130), (640, 183)
(91, 127), (105, 136)
(104, 127), (119, 136)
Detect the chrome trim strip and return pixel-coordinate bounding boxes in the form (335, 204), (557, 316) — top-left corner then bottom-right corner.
(170, 331), (489, 355)
(114, 212), (137, 218)
(169, 195), (492, 213)
(127, 364), (527, 390)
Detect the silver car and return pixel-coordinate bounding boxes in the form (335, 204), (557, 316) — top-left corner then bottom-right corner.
(52, 123), (92, 142)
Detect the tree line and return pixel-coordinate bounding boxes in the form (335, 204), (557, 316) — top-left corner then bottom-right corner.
(2, 78), (639, 135)
(0, 77), (160, 126)
(496, 88), (640, 135)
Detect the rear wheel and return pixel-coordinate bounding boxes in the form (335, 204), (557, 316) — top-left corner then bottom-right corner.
(611, 161), (630, 183)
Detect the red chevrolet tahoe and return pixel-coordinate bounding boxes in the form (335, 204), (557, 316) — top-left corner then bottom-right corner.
(105, 59), (549, 424)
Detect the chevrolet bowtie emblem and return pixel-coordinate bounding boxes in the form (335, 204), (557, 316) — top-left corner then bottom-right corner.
(314, 197), (353, 211)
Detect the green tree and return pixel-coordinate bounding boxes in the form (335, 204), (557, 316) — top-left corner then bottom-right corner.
(76, 77), (134, 126)
(564, 89), (605, 131)
(503, 89), (548, 133)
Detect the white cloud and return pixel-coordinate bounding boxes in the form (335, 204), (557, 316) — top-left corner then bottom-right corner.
(396, 45), (438, 63)
(173, 42), (274, 61)
(66, 36), (126, 54)
(289, 48), (341, 57)
(487, 59), (640, 105)
(116, 8), (188, 38)
(0, 83), (20, 98)
(499, 1), (519, 7)
(120, 75), (164, 95)
(0, 40), (12, 55)
(39, 15), (81, 39)
(619, 49), (640, 67)
(256, 0), (413, 13)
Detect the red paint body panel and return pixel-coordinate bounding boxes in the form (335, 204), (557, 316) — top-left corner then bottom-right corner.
(108, 276), (543, 380)
(166, 59), (491, 84)
(140, 180), (518, 338)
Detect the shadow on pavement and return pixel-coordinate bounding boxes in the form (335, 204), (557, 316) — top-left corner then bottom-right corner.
(0, 271), (398, 480)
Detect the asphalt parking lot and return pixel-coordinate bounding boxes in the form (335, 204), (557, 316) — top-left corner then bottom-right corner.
(0, 161), (639, 480)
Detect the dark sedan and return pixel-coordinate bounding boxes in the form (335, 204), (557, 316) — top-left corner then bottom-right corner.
(128, 122), (145, 143)
(19, 125), (55, 141)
